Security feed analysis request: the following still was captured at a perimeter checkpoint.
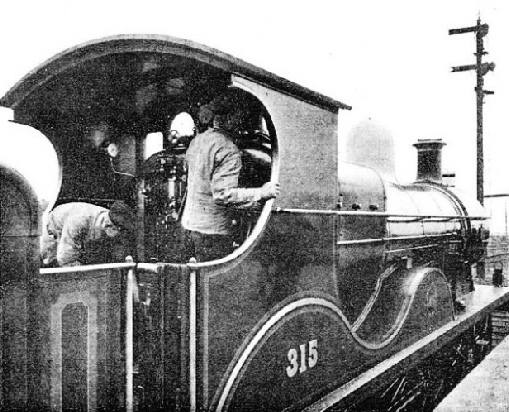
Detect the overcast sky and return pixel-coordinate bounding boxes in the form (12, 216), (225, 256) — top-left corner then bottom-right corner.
(1, 0), (507, 224)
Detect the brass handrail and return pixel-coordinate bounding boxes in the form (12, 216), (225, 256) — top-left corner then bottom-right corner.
(274, 207), (489, 220)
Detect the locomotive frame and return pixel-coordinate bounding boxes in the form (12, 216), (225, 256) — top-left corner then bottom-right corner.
(0, 35), (496, 412)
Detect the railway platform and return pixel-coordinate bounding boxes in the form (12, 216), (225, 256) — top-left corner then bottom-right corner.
(304, 285), (509, 412)
(434, 333), (509, 411)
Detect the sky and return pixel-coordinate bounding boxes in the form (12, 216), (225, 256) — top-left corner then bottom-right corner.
(0, 0), (507, 231)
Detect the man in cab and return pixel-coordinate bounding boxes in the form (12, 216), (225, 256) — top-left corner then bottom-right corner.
(42, 201), (135, 267)
(181, 92), (280, 262)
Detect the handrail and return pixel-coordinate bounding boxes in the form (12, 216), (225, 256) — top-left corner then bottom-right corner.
(337, 233), (456, 247)
(125, 259), (135, 412)
(484, 193), (509, 198)
(274, 207), (489, 220)
(136, 262), (168, 273)
(189, 259), (197, 412)
(40, 261), (136, 274)
(485, 253), (509, 260)
(387, 217), (463, 223)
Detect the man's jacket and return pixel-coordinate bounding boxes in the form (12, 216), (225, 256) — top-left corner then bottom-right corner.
(46, 202), (112, 267)
(181, 128), (262, 235)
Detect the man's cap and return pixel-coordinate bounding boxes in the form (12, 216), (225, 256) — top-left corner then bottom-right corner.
(109, 201), (136, 232)
(198, 103), (215, 126)
(208, 89), (250, 115)
(208, 95), (233, 115)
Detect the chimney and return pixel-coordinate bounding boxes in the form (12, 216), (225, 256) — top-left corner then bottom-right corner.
(413, 139), (446, 183)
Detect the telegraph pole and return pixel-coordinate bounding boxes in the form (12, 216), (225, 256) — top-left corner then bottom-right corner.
(449, 17), (495, 205)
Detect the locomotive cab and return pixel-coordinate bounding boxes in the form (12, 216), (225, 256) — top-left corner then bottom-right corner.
(1, 35), (349, 412)
(3, 43), (279, 265)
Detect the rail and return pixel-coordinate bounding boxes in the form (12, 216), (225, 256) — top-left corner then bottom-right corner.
(39, 261), (136, 274)
(274, 207), (489, 220)
(126, 258), (135, 412)
(485, 252), (509, 260)
(434, 334), (509, 411)
(484, 193), (509, 198)
(337, 233), (456, 247)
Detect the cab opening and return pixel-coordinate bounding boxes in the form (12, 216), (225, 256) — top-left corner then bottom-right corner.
(7, 44), (277, 264)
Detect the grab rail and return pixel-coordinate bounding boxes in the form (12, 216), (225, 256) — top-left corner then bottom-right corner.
(39, 261), (135, 275)
(273, 207), (489, 220)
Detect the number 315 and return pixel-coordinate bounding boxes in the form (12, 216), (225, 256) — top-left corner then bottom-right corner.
(286, 339), (318, 378)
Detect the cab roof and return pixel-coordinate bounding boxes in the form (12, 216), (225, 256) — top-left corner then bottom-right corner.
(0, 34), (351, 113)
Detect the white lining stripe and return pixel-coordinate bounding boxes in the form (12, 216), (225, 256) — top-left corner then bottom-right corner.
(215, 269), (448, 410)
(215, 297), (345, 411)
(50, 291), (98, 412)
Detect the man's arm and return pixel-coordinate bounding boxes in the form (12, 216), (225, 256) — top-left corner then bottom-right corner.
(212, 148), (279, 209)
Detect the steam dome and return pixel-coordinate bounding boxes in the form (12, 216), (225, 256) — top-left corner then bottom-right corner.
(346, 119), (396, 181)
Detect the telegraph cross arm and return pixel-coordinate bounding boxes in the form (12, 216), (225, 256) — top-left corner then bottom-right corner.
(451, 62), (495, 74)
(449, 23), (489, 36)
(451, 64), (476, 72)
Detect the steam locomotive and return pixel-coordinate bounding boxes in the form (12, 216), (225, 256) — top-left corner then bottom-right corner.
(0, 35), (488, 411)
